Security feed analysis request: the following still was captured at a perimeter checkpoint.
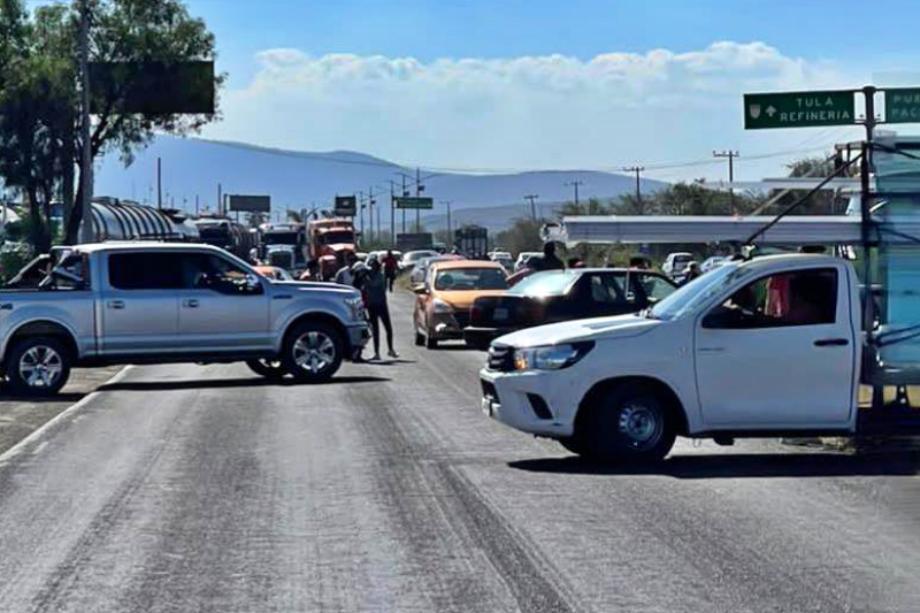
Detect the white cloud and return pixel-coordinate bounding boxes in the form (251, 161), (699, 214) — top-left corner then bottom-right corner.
(205, 42), (864, 179)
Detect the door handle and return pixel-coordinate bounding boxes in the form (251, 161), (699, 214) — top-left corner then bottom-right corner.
(182, 298), (200, 308)
(697, 347), (725, 353)
(107, 300), (125, 310)
(814, 338), (849, 347)
(273, 294), (292, 300)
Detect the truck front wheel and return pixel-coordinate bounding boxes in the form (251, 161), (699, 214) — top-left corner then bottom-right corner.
(6, 336), (71, 397)
(579, 383), (676, 463)
(245, 358), (286, 380)
(282, 321), (344, 383)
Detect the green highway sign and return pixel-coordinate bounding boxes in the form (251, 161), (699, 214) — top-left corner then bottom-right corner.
(394, 197), (434, 210)
(884, 88), (920, 123)
(744, 90), (855, 129)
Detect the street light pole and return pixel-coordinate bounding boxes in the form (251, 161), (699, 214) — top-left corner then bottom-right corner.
(78, 0), (94, 244)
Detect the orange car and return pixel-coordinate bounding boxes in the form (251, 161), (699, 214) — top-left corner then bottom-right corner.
(413, 259), (508, 349)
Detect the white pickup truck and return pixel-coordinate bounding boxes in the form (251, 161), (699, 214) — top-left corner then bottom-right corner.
(480, 253), (885, 462)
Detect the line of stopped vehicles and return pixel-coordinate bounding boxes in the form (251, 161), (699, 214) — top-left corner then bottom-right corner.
(0, 241), (901, 465)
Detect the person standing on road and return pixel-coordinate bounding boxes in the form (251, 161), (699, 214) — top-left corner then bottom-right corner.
(382, 250), (398, 292)
(532, 241), (564, 271)
(364, 255), (398, 360)
(334, 252), (358, 286)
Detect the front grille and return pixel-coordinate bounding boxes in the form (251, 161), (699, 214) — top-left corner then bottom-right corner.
(481, 379), (499, 402)
(487, 344), (515, 372)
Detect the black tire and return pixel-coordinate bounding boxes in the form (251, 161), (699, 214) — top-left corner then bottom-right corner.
(414, 329), (425, 346)
(578, 383), (676, 464)
(6, 336), (71, 397)
(281, 321), (344, 383)
(245, 358), (286, 380)
(557, 437), (585, 455)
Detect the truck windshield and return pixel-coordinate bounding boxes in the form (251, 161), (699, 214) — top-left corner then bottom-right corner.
(649, 264), (747, 321)
(264, 232), (299, 245)
(319, 230), (354, 245)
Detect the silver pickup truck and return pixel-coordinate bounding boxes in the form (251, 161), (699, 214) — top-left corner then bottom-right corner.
(0, 242), (369, 395)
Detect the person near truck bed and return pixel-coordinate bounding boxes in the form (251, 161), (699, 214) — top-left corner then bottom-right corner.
(364, 255), (398, 360)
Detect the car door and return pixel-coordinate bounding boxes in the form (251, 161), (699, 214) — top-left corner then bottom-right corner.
(175, 251), (272, 352)
(694, 266), (855, 428)
(100, 251), (181, 354)
(579, 273), (632, 317)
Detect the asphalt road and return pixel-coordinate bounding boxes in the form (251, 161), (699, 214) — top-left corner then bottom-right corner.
(1, 292), (919, 612)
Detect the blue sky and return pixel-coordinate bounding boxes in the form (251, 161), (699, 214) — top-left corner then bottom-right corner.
(160, 2), (920, 178)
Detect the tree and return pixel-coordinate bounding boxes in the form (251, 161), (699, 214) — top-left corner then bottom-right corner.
(0, 0), (223, 248)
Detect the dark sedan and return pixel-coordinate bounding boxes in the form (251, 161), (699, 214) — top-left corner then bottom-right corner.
(463, 268), (676, 349)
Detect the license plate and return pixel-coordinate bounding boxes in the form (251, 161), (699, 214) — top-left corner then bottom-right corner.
(493, 307), (509, 321)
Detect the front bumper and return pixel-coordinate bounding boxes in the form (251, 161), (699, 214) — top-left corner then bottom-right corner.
(463, 326), (517, 349)
(347, 323), (371, 359)
(429, 312), (466, 340)
(479, 367), (580, 438)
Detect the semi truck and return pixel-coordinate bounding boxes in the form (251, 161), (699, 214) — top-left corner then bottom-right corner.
(307, 218), (357, 281)
(259, 222), (308, 273)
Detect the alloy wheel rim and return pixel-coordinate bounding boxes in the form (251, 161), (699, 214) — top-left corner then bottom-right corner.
(617, 403), (662, 450)
(19, 345), (63, 388)
(292, 331), (336, 374)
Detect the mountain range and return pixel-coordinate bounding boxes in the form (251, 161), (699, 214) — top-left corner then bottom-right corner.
(96, 136), (667, 231)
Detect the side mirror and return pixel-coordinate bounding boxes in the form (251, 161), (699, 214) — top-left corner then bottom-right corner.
(245, 273), (263, 294)
(412, 283), (429, 295)
(702, 307), (744, 329)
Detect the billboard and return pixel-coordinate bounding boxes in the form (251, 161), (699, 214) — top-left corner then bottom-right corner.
(227, 195), (271, 213)
(334, 195), (357, 216)
(89, 61), (215, 115)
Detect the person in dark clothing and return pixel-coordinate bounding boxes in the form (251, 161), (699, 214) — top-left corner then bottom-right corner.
(533, 241), (565, 271)
(364, 255), (397, 360)
(382, 250), (398, 292)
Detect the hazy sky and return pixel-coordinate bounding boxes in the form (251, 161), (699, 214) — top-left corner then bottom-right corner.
(144, 1), (920, 179)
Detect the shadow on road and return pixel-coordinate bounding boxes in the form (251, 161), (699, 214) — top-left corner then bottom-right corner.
(0, 391), (86, 403)
(508, 451), (920, 478)
(98, 375), (390, 393)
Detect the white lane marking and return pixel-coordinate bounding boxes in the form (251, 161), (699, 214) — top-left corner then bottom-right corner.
(30, 441), (48, 456)
(0, 365), (134, 466)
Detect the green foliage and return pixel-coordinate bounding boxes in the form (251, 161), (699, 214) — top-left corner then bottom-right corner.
(0, 0), (223, 248)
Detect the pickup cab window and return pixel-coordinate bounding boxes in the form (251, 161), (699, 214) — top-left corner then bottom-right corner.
(109, 252), (183, 289)
(704, 268), (838, 329)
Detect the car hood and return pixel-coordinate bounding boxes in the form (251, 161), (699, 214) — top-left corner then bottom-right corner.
(494, 313), (661, 347)
(435, 289), (507, 310)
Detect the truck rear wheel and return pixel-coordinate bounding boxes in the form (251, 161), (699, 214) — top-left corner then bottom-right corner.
(282, 321), (343, 383)
(579, 383), (676, 463)
(6, 336), (71, 397)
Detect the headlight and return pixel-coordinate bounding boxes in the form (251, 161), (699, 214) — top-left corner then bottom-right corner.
(431, 298), (453, 313)
(346, 296), (365, 320)
(513, 341), (594, 371)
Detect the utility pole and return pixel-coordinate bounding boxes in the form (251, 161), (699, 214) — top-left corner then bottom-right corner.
(524, 194), (539, 221)
(78, 0), (94, 243)
(358, 190), (365, 237)
(390, 183), (397, 245)
(622, 166), (645, 206)
(368, 186), (375, 241)
(217, 183), (222, 216)
(156, 158), (162, 210)
(415, 167), (422, 232)
(713, 150), (740, 214)
(564, 180), (583, 207)
(441, 200), (453, 241)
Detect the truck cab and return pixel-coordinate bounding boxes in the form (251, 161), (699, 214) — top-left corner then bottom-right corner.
(481, 254), (865, 462)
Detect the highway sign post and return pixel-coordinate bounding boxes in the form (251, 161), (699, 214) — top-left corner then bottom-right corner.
(884, 88), (920, 123)
(394, 197), (434, 210)
(744, 90), (855, 129)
